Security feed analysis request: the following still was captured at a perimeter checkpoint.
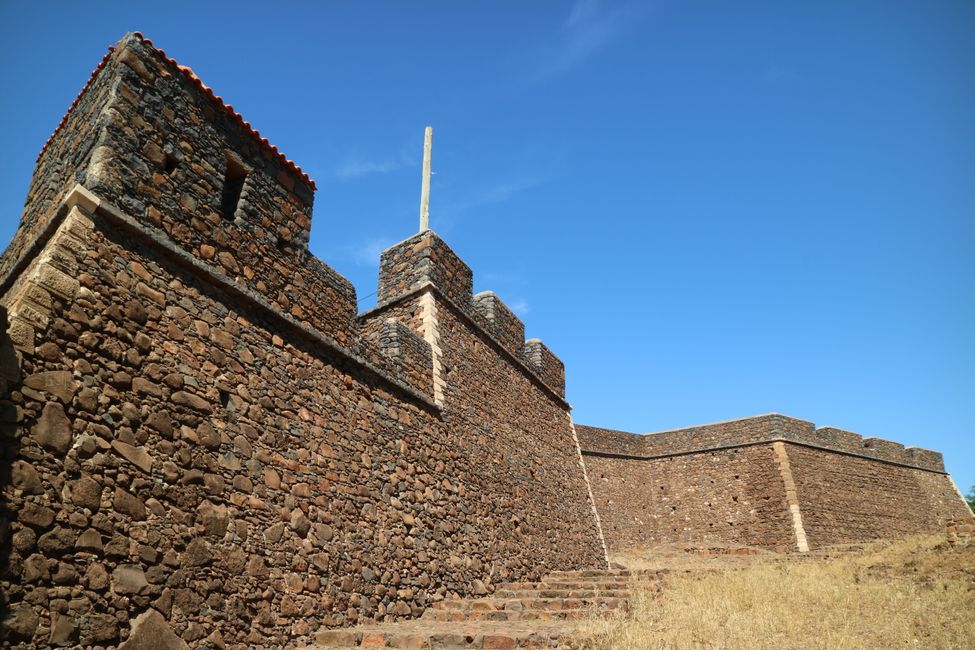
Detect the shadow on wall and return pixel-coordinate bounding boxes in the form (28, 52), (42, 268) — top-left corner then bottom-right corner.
(0, 305), (20, 638)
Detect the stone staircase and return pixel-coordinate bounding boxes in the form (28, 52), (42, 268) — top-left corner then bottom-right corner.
(306, 569), (662, 649)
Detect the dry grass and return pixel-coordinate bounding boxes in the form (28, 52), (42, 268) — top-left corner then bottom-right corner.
(582, 536), (975, 649)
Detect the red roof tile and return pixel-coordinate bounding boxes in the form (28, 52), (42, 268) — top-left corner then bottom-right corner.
(37, 32), (316, 191)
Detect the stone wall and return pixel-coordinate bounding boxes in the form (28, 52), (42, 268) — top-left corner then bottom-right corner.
(0, 33), (604, 650)
(577, 415), (946, 472)
(583, 444), (796, 551)
(785, 445), (971, 548)
(578, 418), (971, 552)
(946, 516), (974, 548)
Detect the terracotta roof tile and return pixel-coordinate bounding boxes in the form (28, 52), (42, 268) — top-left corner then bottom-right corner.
(38, 32), (316, 191)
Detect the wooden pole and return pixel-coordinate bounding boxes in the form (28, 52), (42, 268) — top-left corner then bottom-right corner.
(419, 126), (433, 232)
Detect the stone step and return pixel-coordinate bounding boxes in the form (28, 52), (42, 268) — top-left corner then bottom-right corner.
(420, 608), (615, 622)
(428, 596), (627, 612)
(540, 574), (658, 584)
(501, 581), (631, 591)
(544, 569), (637, 578)
(305, 570), (654, 648)
(309, 619), (588, 649)
(494, 588), (631, 599)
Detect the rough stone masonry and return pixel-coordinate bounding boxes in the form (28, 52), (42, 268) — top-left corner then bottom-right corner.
(0, 32), (970, 650)
(0, 33), (604, 648)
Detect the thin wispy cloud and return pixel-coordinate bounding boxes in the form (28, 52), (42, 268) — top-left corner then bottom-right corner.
(530, 0), (646, 83)
(509, 299), (530, 317)
(335, 150), (418, 181)
(438, 174), (549, 224)
(350, 237), (395, 267)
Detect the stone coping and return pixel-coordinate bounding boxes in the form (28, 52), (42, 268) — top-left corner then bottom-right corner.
(579, 435), (949, 475)
(577, 414), (947, 473)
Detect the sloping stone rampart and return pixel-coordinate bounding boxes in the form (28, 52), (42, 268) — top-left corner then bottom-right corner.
(578, 418), (971, 552)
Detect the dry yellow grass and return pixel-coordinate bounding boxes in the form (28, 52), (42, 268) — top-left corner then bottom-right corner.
(582, 536), (975, 649)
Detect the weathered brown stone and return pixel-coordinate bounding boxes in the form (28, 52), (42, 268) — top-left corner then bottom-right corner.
(246, 555), (268, 577)
(48, 614), (78, 647)
(24, 370), (77, 404)
(18, 502), (55, 529)
(30, 402), (72, 453)
(111, 440), (154, 473)
(171, 390), (209, 411)
(69, 475), (102, 510)
(85, 612), (120, 644)
(22, 553), (51, 582)
(12, 526), (37, 552)
(37, 527), (77, 554)
(3, 604), (39, 640)
(11, 460), (43, 494)
(75, 528), (104, 552)
(196, 501), (229, 537)
(118, 608), (189, 650)
(133, 376), (163, 396)
(113, 487), (147, 520)
(145, 410), (173, 436)
(112, 564), (150, 594)
(183, 538), (213, 566)
(85, 562), (110, 590)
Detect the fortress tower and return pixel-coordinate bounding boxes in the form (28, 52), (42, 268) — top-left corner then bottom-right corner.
(0, 33), (605, 647)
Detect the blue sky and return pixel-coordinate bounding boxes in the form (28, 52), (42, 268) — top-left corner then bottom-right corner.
(1, 2), (972, 494)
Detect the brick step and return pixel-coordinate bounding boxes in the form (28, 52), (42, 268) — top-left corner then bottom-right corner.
(428, 596), (627, 612)
(309, 619), (588, 649)
(494, 588), (631, 599)
(421, 608), (615, 622)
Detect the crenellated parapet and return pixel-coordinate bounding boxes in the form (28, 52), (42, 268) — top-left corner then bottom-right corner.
(473, 291), (525, 357)
(577, 414), (946, 472)
(373, 230), (567, 400)
(0, 33), (608, 649)
(523, 339), (566, 398)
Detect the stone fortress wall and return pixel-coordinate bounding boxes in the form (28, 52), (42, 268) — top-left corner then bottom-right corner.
(577, 415), (972, 552)
(0, 33), (604, 649)
(1, 31), (971, 650)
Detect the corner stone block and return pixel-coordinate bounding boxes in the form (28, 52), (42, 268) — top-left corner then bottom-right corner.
(36, 265), (79, 301)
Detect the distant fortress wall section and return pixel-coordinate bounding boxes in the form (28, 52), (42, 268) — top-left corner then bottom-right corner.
(577, 415), (971, 552)
(0, 34), (605, 649)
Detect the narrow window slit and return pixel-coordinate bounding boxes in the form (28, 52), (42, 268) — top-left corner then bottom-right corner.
(221, 155), (248, 220)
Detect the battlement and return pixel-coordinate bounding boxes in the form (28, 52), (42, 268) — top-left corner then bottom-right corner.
(473, 291), (526, 357)
(576, 414), (946, 472)
(0, 33), (603, 648)
(523, 339), (567, 398)
(0, 32), (568, 406)
(375, 230), (566, 398)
